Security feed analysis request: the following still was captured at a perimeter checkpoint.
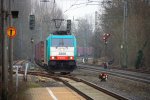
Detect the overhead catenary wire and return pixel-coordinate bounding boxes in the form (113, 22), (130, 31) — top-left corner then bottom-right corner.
(64, 0), (100, 13)
(65, 4), (89, 13)
(64, 0), (79, 13)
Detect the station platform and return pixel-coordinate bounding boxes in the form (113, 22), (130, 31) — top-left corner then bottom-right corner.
(23, 87), (85, 100)
(15, 74), (85, 100)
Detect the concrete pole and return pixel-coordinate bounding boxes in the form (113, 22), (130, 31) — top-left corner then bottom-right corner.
(94, 11), (98, 60)
(122, 0), (128, 68)
(8, 0), (13, 85)
(1, 0), (8, 99)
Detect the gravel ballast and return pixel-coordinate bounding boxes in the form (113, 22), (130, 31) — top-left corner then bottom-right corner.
(72, 69), (150, 100)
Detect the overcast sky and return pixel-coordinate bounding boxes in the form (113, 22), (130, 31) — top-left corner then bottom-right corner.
(56, 0), (101, 20)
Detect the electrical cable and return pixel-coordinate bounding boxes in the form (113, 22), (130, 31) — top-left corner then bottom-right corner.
(64, 0), (81, 13)
(64, 0), (100, 13)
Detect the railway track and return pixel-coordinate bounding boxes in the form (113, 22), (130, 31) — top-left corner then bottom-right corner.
(18, 71), (128, 100)
(13, 60), (26, 66)
(78, 64), (150, 84)
(77, 62), (150, 74)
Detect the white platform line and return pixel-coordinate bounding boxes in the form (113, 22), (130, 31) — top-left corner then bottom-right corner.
(46, 87), (58, 100)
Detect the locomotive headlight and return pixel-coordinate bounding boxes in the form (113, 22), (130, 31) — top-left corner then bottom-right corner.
(51, 56), (55, 59)
(70, 56), (74, 60)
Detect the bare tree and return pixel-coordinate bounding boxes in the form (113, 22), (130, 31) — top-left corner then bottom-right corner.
(12, 0), (65, 60)
(99, 0), (150, 68)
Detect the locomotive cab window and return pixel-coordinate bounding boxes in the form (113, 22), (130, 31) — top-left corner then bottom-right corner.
(52, 38), (73, 47)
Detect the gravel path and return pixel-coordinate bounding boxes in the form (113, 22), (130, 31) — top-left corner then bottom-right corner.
(72, 69), (150, 100)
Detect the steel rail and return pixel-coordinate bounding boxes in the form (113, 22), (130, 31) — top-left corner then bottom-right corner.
(64, 75), (128, 100)
(78, 66), (150, 84)
(18, 71), (93, 100)
(18, 71), (128, 100)
(77, 63), (150, 74)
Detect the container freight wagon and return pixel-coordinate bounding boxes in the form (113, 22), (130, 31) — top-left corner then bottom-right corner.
(46, 34), (77, 73)
(77, 47), (93, 57)
(34, 41), (45, 67)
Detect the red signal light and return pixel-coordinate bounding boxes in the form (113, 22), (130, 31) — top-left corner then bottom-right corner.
(106, 33), (110, 36)
(102, 33), (110, 42)
(103, 37), (106, 40)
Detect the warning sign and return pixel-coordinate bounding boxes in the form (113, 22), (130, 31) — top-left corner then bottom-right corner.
(7, 26), (16, 39)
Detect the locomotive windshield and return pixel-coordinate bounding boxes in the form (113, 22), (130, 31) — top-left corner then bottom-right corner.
(52, 38), (73, 47)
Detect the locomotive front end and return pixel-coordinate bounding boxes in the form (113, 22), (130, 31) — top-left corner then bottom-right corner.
(47, 35), (77, 73)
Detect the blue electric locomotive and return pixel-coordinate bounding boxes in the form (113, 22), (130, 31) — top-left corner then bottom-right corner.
(45, 31), (77, 73)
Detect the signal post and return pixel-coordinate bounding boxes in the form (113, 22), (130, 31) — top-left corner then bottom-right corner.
(102, 33), (110, 69)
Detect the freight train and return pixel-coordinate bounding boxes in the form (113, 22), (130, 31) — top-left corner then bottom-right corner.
(35, 31), (77, 73)
(77, 47), (93, 57)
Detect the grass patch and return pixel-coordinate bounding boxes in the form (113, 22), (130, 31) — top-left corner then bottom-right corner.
(27, 82), (41, 88)
(9, 79), (41, 100)
(9, 81), (28, 100)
